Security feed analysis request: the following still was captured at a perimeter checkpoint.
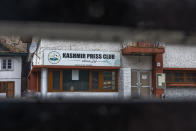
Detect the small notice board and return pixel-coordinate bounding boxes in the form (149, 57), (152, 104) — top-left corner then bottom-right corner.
(156, 73), (166, 89)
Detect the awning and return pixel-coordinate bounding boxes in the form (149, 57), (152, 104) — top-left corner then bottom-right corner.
(122, 46), (165, 55)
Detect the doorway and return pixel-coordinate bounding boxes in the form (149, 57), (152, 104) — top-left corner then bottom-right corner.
(0, 81), (15, 97)
(131, 70), (152, 98)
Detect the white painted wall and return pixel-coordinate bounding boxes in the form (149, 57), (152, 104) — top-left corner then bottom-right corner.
(165, 88), (196, 99)
(46, 92), (119, 100)
(122, 55), (152, 70)
(0, 56), (22, 97)
(26, 92), (119, 100)
(163, 43), (196, 99)
(119, 68), (131, 99)
(32, 39), (121, 66)
(163, 43), (196, 68)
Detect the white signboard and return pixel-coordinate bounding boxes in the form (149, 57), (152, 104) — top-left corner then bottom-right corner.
(44, 50), (120, 67)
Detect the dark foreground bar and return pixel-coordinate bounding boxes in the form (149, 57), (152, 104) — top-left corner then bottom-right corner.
(0, 99), (196, 131)
(0, 0), (196, 31)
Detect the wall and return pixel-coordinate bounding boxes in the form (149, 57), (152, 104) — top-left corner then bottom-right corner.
(46, 92), (119, 100)
(163, 43), (196, 68)
(0, 56), (22, 97)
(119, 68), (131, 99)
(32, 39), (121, 66)
(122, 55), (152, 70)
(33, 39), (152, 70)
(165, 88), (196, 99)
(163, 43), (196, 99)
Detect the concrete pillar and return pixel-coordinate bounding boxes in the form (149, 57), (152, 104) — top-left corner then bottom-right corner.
(120, 68), (131, 99)
(41, 68), (48, 97)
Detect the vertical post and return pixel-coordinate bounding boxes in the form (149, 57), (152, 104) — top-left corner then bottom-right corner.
(152, 54), (164, 98)
(120, 68), (131, 99)
(41, 68), (48, 97)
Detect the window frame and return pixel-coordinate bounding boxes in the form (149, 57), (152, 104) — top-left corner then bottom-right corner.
(48, 69), (118, 92)
(165, 71), (196, 87)
(1, 59), (13, 71)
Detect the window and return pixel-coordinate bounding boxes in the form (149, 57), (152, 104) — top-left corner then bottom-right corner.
(53, 71), (60, 90)
(103, 71), (115, 90)
(62, 70), (89, 91)
(165, 71), (196, 87)
(0, 82), (7, 93)
(186, 73), (196, 82)
(1, 59), (13, 70)
(174, 72), (184, 82)
(92, 71), (99, 91)
(48, 69), (118, 92)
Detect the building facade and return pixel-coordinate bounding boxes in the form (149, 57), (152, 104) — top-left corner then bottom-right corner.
(27, 39), (165, 99)
(27, 38), (196, 99)
(0, 36), (28, 98)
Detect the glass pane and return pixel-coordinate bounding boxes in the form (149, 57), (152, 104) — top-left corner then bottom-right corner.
(187, 77), (196, 83)
(92, 72), (99, 90)
(140, 72), (150, 86)
(72, 70), (79, 80)
(175, 72), (183, 77)
(8, 65), (11, 69)
(193, 78), (196, 82)
(103, 83), (112, 89)
(174, 77), (184, 82)
(112, 72), (115, 79)
(2, 82), (6, 92)
(174, 72), (184, 82)
(186, 77), (192, 82)
(63, 70), (72, 91)
(103, 72), (112, 80)
(112, 81), (115, 90)
(131, 71), (138, 86)
(0, 82), (1, 93)
(187, 73), (196, 77)
(192, 73), (196, 77)
(103, 71), (116, 90)
(8, 59), (11, 64)
(74, 70), (89, 91)
(2, 60), (6, 69)
(53, 71), (60, 90)
(166, 72), (172, 82)
(63, 70), (89, 91)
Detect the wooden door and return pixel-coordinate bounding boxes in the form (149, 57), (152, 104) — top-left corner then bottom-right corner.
(6, 82), (15, 97)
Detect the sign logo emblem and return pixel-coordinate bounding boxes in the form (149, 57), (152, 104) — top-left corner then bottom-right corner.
(48, 51), (61, 64)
